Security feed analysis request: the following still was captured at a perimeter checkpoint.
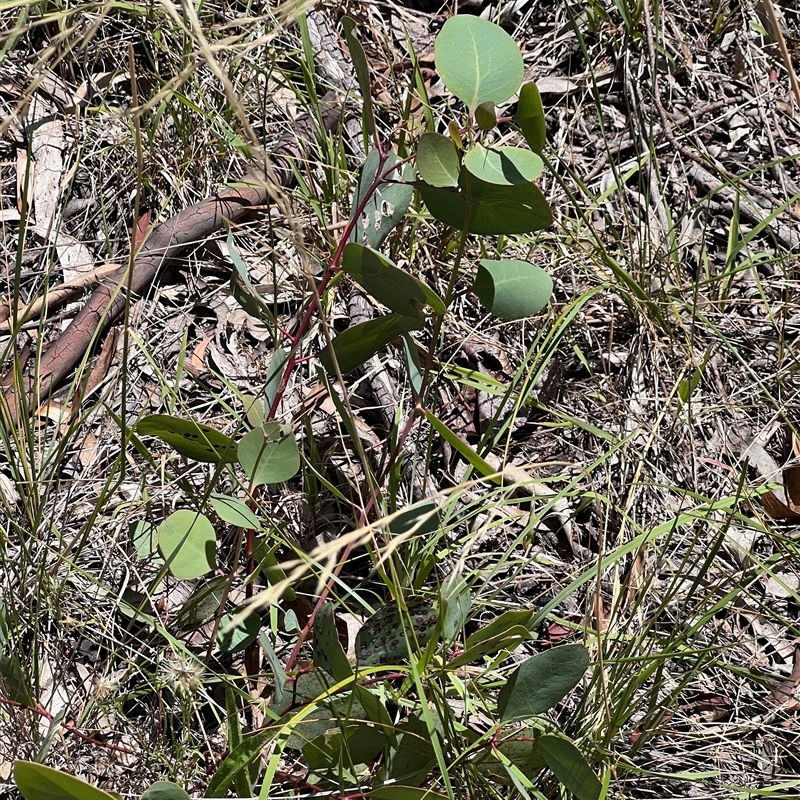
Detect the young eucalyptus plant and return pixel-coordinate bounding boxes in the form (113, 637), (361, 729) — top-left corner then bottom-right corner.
(14, 15), (602, 800)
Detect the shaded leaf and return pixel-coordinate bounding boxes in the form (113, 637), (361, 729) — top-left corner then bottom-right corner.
(463, 144), (543, 185)
(538, 735), (602, 800)
(137, 414), (238, 464)
(140, 783), (192, 800)
(314, 602), (353, 681)
(449, 608), (535, 668)
(174, 576), (227, 630)
(370, 789), (447, 800)
(352, 149), (413, 250)
(497, 644), (590, 722)
(206, 727), (280, 797)
(130, 520), (160, 561)
(416, 132), (460, 188)
(475, 101), (497, 130)
(238, 422), (300, 486)
(216, 609), (261, 653)
(342, 243), (445, 317)
(386, 713), (436, 786)
(473, 728), (546, 782)
(435, 16), (523, 108)
(342, 18), (375, 141)
(439, 574), (471, 640)
(386, 502), (441, 538)
(473, 259), (552, 320)
(158, 510), (216, 580)
(319, 314), (423, 375)
(515, 82), (546, 154)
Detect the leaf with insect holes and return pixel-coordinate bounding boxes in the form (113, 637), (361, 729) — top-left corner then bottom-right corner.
(472, 259), (552, 320)
(319, 313), (423, 375)
(497, 644), (589, 721)
(137, 414), (238, 464)
(14, 762), (119, 800)
(342, 243), (445, 317)
(464, 144), (543, 185)
(538, 735), (601, 800)
(238, 422), (300, 486)
(435, 15), (523, 109)
(416, 132), (460, 187)
(352, 149), (413, 251)
(158, 510), (216, 580)
(355, 598), (438, 666)
(515, 82), (547, 154)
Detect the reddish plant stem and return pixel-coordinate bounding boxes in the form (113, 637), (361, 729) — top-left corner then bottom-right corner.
(0, 694), (135, 755)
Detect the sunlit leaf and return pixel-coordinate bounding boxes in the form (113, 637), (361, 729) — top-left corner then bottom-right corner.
(14, 762), (119, 800)
(238, 422), (300, 486)
(538, 735), (602, 800)
(209, 493), (260, 529)
(141, 782), (192, 800)
(158, 510), (216, 580)
(416, 132), (460, 187)
(435, 15), (523, 108)
(463, 144), (543, 185)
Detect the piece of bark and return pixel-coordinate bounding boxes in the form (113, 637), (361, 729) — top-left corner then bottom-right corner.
(1, 99), (343, 421)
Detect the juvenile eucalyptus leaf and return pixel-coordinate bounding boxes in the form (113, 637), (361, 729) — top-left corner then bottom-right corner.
(448, 608), (535, 667)
(463, 144), (543, 185)
(472, 728), (546, 782)
(238, 422), (300, 486)
(342, 17), (375, 140)
(515, 82), (546, 154)
(137, 414), (238, 464)
(416, 132), (460, 187)
(314, 602), (352, 681)
(210, 493), (260, 529)
(141, 782), (192, 800)
(472, 259), (553, 320)
(439, 574), (471, 640)
(435, 15), (523, 109)
(342, 243), (445, 316)
(216, 609), (261, 653)
(352, 149), (413, 250)
(14, 762), (119, 800)
(158, 510), (216, 580)
(174, 576), (227, 630)
(475, 101), (497, 130)
(538, 735), (602, 800)
(319, 314), (423, 375)
(497, 644), (590, 722)
(355, 597), (438, 666)
(386, 713), (437, 786)
(418, 173), (552, 235)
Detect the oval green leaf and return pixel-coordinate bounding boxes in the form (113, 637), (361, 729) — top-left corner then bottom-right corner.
(516, 81), (546, 154)
(473, 259), (552, 320)
(416, 132), (460, 188)
(497, 644), (589, 722)
(210, 493), (260, 529)
(319, 313), (423, 375)
(216, 609), (261, 653)
(141, 782), (192, 800)
(238, 422), (300, 487)
(342, 243), (445, 316)
(538, 735), (602, 800)
(313, 601), (352, 681)
(14, 761), (119, 800)
(355, 597), (438, 666)
(464, 144), (543, 185)
(435, 15), (523, 109)
(137, 414), (238, 464)
(158, 510), (216, 580)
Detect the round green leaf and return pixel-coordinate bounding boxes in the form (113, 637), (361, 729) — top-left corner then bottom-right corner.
(319, 314), (423, 375)
(473, 259), (552, 320)
(464, 144), (543, 185)
(238, 422), (300, 487)
(140, 782), (192, 800)
(355, 597), (438, 666)
(435, 15), (523, 109)
(515, 81), (546, 154)
(416, 132), (460, 188)
(497, 644), (589, 721)
(342, 242), (445, 316)
(158, 510), (216, 580)
(14, 761), (119, 800)
(216, 608), (261, 653)
(137, 414), (238, 464)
